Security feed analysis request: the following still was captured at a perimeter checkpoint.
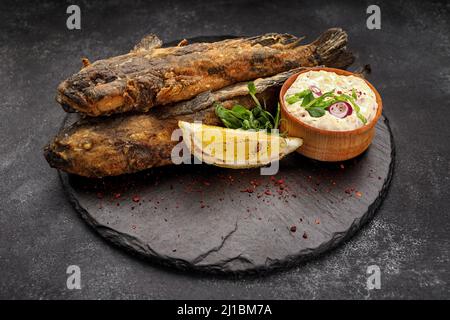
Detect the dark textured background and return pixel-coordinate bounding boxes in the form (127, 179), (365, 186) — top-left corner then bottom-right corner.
(0, 0), (448, 299)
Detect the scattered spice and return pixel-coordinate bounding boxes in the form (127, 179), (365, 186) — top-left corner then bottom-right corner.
(344, 187), (355, 194)
(290, 225), (297, 233)
(132, 195), (141, 202)
(355, 191), (362, 197)
(315, 218), (321, 224)
(113, 193), (121, 199)
(302, 232), (308, 239)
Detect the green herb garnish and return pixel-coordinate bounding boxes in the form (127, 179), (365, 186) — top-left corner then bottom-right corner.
(286, 87), (367, 123)
(215, 82), (281, 131)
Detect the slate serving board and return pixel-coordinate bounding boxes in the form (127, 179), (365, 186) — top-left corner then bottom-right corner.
(58, 36), (394, 275)
(60, 113), (394, 275)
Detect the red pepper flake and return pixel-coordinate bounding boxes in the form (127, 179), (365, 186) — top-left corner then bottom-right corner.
(290, 225), (297, 232)
(113, 193), (121, 199)
(315, 218), (321, 224)
(132, 195), (141, 202)
(355, 191), (362, 198)
(345, 188), (352, 194)
(96, 192), (104, 199)
(203, 181), (210, 186)
(250, 180), (260, 187)
(200, 204), (205, 208)
(302, 232), (308, 239)
(276, 179), (285, 185)
(264, 189), (272, 196)
(240, 188), (254, 193)
(337, 90), (342, 94)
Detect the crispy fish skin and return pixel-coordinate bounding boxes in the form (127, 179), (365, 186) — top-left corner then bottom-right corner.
(56, 28), (353, 117)
(45, 69), (306, 177)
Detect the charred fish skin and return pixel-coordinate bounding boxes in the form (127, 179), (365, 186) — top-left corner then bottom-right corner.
(56, 28), (353, 117)
(45, 69), (307, 178)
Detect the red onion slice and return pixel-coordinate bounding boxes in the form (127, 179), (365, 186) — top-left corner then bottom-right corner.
(327, 101), (352, 118)
(309, 85), (322, 97)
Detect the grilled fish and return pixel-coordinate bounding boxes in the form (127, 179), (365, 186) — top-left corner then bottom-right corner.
(56, 28), (353, 117)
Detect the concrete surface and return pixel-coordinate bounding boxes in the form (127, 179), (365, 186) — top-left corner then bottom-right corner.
(0, 0), (448, 299)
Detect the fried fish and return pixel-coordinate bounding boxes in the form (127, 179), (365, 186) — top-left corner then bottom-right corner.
(56, 28), (353, 117)
(46, 69), (307, 177)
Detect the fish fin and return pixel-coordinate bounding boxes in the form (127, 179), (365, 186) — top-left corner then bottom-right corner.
(131, 34), (163, 53)
(313, 28), (355, 69)
(248, 33), (302, 47)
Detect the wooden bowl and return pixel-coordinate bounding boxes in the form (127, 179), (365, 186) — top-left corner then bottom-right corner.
(279, 67), (383, 162)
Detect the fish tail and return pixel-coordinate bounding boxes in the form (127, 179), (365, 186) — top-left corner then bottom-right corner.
(313, 28), (355, 69)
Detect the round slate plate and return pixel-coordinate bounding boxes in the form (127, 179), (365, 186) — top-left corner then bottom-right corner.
(60, 114), (394, 275)
(59, 36), (395, 275)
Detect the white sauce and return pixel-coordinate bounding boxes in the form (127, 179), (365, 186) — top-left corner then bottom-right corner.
(284, 70), (378, 131)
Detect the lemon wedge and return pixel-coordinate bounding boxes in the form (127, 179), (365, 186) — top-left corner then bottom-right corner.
(178, 121), (302, 169)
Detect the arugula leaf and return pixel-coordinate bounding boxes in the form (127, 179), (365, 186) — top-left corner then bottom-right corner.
(301, 92), (314, 107)
(303, 90), (335, 109)
(286, 89), (311, 105)
(307, 107), (326, 117)
(286, 95), (302, 104)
